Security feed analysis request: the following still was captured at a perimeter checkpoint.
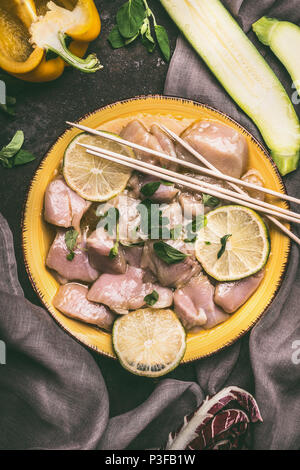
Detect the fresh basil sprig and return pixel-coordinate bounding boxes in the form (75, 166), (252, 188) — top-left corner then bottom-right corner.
(65, 229), (79, 261)
(185, 215), (207, 243)
(0, 130), (35, 168)
(144, 290), (159, 306)
(108, 0), (171, 62)
(217, 234), (232, 259)
(153, 241), (187, 265)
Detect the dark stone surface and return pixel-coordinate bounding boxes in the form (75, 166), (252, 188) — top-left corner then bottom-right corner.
(0, 1), (196, 417)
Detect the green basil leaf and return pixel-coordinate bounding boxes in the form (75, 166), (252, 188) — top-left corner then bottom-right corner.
(65, 229), (79, 260)
(217, 234), (232, 259)
(125, 32), (139, 45)
(0, 130), (24, 159)
(13, 149), (36, 166)
(141, 16), (156, 53)
(141, 181), (161, 197)
(109, 241), (119, 259)
(117, 0), (146, 39)
(202, 194), (220, 208)
(154, 25), (171, 62)
(205, 241), (211, 245)
(66, 252), (75, 261)
(154, 241), (187, 265)
(144, 290), (159, 306)
(108, 25), (126, 49)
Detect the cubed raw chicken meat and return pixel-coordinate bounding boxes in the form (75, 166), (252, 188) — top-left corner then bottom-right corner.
(179, 192), (204, 219)
(174, 273), (229, 331)
(120, 120), (178, 170)
(46, 230), (99, 283)
(241, 169), (265, 201)
(150, 124), (179, 171)
(214, 270), (265, 313)
(44, 176), (91, 232)
(87, 266), (172, 314)
(87, 227), (126, 274)
(176, 121), (248, 178)
(141, 240), (201, 288)
(53, 283), (115, 331)
(123, 245), (144, 267)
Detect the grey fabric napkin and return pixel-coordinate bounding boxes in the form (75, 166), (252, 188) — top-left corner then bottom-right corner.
(1, 0), (300, 451)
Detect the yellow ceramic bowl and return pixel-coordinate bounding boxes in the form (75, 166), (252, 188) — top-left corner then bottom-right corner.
(22, 96), (291, 362)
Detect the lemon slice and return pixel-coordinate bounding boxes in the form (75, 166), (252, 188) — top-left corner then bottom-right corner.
(195, 205), (270, 281)
(63, 132), (134, 202)
(113, 308), (186, 377)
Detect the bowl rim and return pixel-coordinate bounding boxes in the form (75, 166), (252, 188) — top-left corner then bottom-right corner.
(21, 94), (292, 363)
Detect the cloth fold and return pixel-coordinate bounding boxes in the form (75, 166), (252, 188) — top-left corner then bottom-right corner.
(1, 0), (300, 450)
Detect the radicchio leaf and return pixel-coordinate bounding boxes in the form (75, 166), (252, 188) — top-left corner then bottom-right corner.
(166, 386), (262, 450)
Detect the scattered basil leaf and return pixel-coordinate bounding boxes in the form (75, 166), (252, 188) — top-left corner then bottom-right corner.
(141, 181), (161, 197)
(99, 207), (120, 236)
(202, 194), (220, 208)
(144, 290), (159, 306)
(108, 25), (126, 48)
(65, 229), (79, 261)
(184, 237), (196, 244)
(0, 130), (24, 159)
(205, 241), (211, 245)
(154, 241), (187, 265)
(13, 149), (36, 167)
(0, 130), (35, 169)
(109, 241), (119, 259)
(109, 0), (171, 61)
(217, 234), (232, 259)
(117, 0), (146, 39)
(154, 25), (171, 62)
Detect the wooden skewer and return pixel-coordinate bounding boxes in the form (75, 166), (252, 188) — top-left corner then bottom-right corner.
(159, 124), (300, 247)
(66, 121), (300, 206)
(79, 142), (300, 222)
(79, 143), (300, 226)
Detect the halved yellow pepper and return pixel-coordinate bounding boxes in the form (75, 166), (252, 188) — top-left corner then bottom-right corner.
(0, 0), (102, 82)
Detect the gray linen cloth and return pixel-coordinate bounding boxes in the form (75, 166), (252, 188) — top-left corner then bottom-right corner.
(1, 0), (300, 450)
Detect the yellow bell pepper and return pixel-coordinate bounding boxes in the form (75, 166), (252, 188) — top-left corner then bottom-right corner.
(0, 0), (102, 82)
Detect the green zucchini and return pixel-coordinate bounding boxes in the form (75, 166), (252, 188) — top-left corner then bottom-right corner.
(160, 0), (300, 175)
(253, 17), (300, 97)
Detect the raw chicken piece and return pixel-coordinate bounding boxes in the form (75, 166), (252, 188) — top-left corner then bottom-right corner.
(117, 193), (142, 244)
(120, 120), (163, 165)
(44, 176), (91, 232)
(161, 202), (183, 231)
(128, 173), (179, 203)
(241, 169), (265, 201)
(123, 244), (144, 267)
(174, 273), (229, 330)
(149, 285), (173, 309)
(179, 192), (204, 219)
(87, 228), (126, 274)
(87, 266), (151, 313)
(176, 121), (248, 179)
(150, 124), (179, 171)
(46, 230), (99, 283)
(141, 240), (201, 288)
(214, 270), (265, 314)
(53, 283), (115, 331)
(87, 266), (173, 314)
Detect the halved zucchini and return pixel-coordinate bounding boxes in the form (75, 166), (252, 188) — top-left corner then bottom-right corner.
(160, 0), (300, 175)
(253, 17), (300, 98)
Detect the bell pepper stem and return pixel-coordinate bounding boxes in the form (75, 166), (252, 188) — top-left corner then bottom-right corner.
(46, 32), (102, 73)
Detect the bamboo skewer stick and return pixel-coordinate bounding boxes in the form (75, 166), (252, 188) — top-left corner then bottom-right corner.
(159, 125), (300, 246)
(79, 143), (300, 226)
(66, 121), (300, 206)
(79, 142), (300, 223)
